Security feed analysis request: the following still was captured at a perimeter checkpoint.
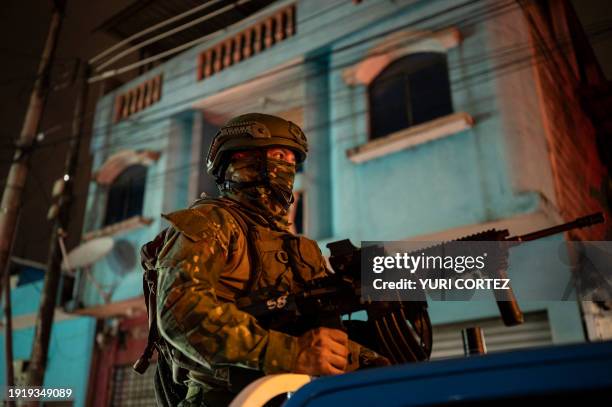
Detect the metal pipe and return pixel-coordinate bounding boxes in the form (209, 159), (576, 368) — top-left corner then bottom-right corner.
(89, 0), (224, 65)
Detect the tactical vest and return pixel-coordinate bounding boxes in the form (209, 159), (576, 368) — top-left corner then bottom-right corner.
(138, 197), (328, 403)
(166, 197), (327, 300)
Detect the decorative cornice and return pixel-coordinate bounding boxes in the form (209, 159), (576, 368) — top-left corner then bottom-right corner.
(342, 28), (462, 86)
(197, 4), (296, 81)
(83, 216), (153, 241)
(93, 149), (161, 186)
(113, 74), (163, 122)
(70, 296), (146, 319)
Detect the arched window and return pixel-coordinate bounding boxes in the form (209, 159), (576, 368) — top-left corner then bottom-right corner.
(103, 164), (147, 226)
(368, 52), (453, 140)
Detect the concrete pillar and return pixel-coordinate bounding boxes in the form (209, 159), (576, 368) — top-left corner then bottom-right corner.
(303, 55), (332, 239)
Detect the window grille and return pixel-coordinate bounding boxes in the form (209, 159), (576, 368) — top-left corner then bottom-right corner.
(430, 311), (553, 360)
(110, 363), (157, 406)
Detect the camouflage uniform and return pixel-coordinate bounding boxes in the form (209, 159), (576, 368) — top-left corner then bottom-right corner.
(151, 114), (379, 406)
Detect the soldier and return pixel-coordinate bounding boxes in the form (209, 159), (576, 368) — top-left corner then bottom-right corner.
(143, 113), (388, 406)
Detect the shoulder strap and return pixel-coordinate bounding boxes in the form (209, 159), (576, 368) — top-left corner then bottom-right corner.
(214, 201), (264, 294)
(134, 228), (168, 374)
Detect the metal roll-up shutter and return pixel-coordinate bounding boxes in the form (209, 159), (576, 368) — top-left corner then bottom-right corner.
(430, 311), (553, 360)
(110, 362), (157, 406)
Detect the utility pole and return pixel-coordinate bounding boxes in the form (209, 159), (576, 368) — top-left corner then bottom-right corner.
(25, 60), (90, 391)
(0, 0), (65, 391)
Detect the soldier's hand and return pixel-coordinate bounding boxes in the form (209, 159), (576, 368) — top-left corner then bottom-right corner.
(294, 327), (349, 376)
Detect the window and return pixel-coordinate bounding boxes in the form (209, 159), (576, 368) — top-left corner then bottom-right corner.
(289, 191), (304, 234)
(368, 52), (453, 140)
(103, 164), (147, 226)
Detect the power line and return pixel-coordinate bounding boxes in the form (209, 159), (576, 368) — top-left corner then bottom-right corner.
(67, 24), (612, 204)
(58, 12), (612, 160)
(15, 0), (608, 166)
(34, 0), (515, 151)
(90, 0), (352, 74)
(14, 0), (602, 153)
(10, 0), (352, 151)
(89, 0), (226, 65)
(93, 0), (254, 74)
(7, 18), (609, 165)
(89, 0), (490, 82)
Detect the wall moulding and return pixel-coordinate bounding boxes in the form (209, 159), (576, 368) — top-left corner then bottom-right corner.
(70, 296), (146, 319)
(347, 112), (474, 164)
(82, 215), (153, 241)
(342, 27), (462, 86)
(93, 149), (161, 186)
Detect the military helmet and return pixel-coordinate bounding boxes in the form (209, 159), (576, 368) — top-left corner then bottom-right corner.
(206, 113), (308, 178)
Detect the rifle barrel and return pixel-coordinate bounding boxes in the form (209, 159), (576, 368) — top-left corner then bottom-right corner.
(508, 212), (604, 242)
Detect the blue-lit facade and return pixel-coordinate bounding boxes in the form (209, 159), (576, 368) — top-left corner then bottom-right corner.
(61, 0), (612, 401)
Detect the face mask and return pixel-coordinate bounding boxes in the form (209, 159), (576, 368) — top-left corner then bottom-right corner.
(224, 155), (263, 184)
(265, 157), (296, 209)
(222, 153), (296, 211)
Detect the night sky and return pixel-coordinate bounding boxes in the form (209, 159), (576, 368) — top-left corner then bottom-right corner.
(1, 0), (136, 265)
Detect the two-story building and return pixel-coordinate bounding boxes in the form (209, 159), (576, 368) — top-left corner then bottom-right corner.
(42, 0), (610, 404)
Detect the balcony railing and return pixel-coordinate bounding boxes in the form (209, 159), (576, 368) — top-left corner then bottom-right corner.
(197, 4), (296, 81)
(113, 75), (163, 122)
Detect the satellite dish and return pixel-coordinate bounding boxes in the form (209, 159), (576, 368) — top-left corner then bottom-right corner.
(108, 239), (137, 275)
(61, 237), (114, 271)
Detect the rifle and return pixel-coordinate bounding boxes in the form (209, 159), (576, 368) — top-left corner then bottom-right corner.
(237, 213), (604, 365)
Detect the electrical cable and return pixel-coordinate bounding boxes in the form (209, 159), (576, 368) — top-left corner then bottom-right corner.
(93, 0), (254, 73)
(32, 0), (523, 151)
(89, 0), (226, 65)
(7, 0), (603, 202)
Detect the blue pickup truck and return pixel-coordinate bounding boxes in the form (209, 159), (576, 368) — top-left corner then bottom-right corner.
(283, 341), (612, 406)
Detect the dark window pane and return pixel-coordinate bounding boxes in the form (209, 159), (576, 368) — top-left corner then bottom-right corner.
(294, 192), (304, 234)
(17, 267), (44, 285)
(370, 73), (409, 139)
(409, 59), (453, 125)
(103, 165), (147, 226)
(369, 52), (453, 140)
